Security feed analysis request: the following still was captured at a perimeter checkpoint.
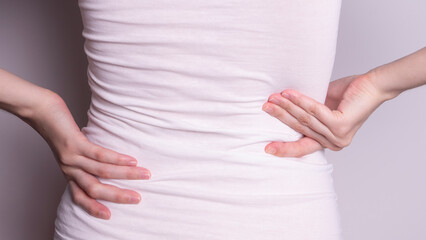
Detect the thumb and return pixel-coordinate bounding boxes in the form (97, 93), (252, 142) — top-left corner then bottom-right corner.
(336, 75), (383, 123)
(265, 137), (324, 158)
(325, 75), (359, 110)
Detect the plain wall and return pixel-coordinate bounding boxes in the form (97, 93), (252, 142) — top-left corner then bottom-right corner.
(0, 0), (425, 239)
(329, 1), (426, 239)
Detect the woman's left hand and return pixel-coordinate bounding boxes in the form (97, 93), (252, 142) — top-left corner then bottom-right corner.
(261, 73), (388, 158)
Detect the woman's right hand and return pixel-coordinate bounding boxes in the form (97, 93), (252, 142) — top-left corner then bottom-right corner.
(56, 131), (151, 220)
(23, 90), (151, 220)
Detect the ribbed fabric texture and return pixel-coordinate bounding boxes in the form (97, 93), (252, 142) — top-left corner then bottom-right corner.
(54, 0), (343, 239)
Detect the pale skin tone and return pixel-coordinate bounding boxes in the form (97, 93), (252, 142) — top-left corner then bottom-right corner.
(0, 69), (151, 220)
(262, 46), (426, 157)
(1, 46), (425, 220)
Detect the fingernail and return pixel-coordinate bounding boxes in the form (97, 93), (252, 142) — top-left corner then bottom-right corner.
(98, 211), (109, 219)
(129, 195), (141, 204)
(265, 146), (277, 154)
(127, 160), (138, 166)
(120, 156), (134, 161)
(140, 170), (151, 179)
(281, 92), (290, 98)
(269, 97), (280, 105)
(262, 104), (273, 113)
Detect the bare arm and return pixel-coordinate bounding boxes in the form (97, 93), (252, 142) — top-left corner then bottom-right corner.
(262, 46), (426, 157)
(368, 46), (426, 101)
(0, 68), (56, 120)
(0, 68), (150, 219)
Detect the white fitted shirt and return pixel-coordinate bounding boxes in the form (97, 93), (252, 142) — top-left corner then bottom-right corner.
(54, 0), (343, 239)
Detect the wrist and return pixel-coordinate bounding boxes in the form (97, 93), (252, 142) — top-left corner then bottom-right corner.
(21, 90), (82, 146)
(17, 88), (61, 121)
(363, 68), (401, 103)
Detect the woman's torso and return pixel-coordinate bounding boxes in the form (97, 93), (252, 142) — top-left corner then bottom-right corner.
(55, 1), (343, 239)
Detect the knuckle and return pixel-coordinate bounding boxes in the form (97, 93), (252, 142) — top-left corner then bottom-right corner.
(60, 166), (73, 179)
(292, 123), (305, 133)
(334, 142), (347, 149)
(126, 168), (137, 179)
(336, 146), (344, 151)
(274, 108), (286, 118)
(295, 142), (310, 156)
(61, 158), (72, 166)
(329, 145), (343, 151)
(342, 137), (352, 147)
(307, 104), (319, 116)
(63, 137), (80, 154)
(87, 183), (101, 198)
(268, 106), (282, 118)
(293, 146), (306, 158)
(116, 192), (129, 203)
(59, 153), (74, 165)
(298, 114), (311, 126)
(280, 99), (291, 110)
(72, 192), (84, 205)
(96, 166), (111, 178)
(334, 137), (351, 149)
(273, 147), (287, 157)
(93, 148), (106, 161)
(87, 206), (99, 217)
(332, 123), (349, 137)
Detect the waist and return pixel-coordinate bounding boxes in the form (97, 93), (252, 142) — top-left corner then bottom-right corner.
(82, 105), (336, 201)
(87, 93), (308, 153)
(83, 102), (332, 170)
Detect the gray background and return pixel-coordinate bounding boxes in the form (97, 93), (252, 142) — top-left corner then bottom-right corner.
(0, 0), (425, 239)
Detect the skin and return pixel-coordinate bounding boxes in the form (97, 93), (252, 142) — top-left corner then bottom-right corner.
(1, 46), (425, 221)
(0, 68), (151, 220)
(262, 46), (426, 157)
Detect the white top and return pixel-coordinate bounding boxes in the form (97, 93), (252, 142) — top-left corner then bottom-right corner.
(55, 0), (343, 239)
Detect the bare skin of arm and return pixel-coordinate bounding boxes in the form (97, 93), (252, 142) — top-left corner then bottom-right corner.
(262, 46), (426, 157)
(0, 68), (151, 220)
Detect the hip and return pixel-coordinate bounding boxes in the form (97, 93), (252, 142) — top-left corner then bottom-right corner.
(54, 122), (341, 239)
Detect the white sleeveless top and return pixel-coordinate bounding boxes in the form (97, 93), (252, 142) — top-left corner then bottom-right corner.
(55, 0), (343, 239)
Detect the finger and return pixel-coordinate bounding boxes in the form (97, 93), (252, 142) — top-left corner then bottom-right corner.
(68, 180), (111, 220)
(67, 166), (142, 204)
(262, 102), (342, 151)
(265, 137), (323, 158)
(79, 141), (138, 166)
(267, 93), (339, 144)
(280, 89), (341, 127)
(72, 155), (151, 180)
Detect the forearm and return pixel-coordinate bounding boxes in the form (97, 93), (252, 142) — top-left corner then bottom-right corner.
(366, 47), (426, 102)
(0, 67), (55, 119)
(0, 68), (81, 146)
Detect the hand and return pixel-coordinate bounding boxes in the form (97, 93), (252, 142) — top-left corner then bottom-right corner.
(57, 132), (151, 220)
(262, 73), (386, 157)
(25, 92), (151, 220)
